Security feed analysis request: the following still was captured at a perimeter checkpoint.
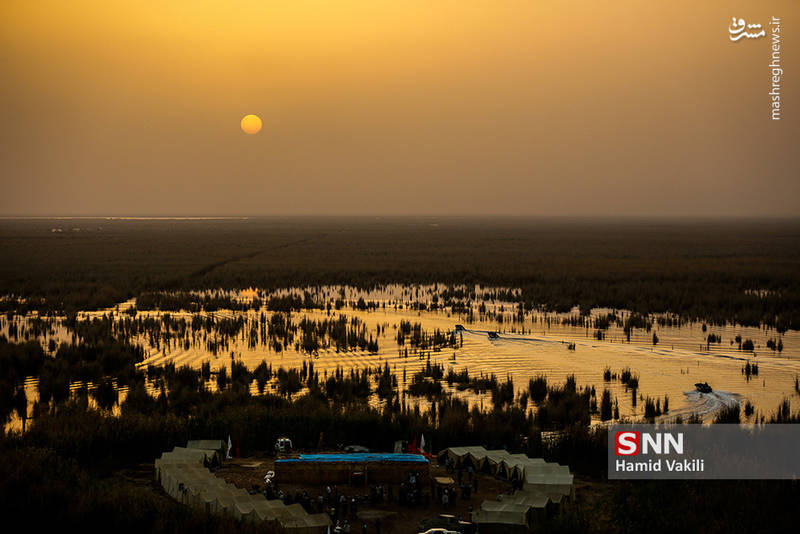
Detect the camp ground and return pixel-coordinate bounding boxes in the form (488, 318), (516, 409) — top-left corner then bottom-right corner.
(275, 452), (430, 485)
(155, 442), (331, 533)
(440, 447), (574, 532)
(152, 439), (574, 534)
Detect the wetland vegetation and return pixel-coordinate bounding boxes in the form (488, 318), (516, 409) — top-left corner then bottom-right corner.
(2, 217), (800, 534)
(1, 218), (798, 330)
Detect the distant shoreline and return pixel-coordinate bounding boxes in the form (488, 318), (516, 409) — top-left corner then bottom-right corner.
(1, 215), (799, 222)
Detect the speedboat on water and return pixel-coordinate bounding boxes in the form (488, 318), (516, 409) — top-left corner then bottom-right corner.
(695, 382), (713, 393)
(487, 332), (499, 340)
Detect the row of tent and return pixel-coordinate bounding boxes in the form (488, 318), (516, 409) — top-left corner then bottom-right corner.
(441, 447), (573, 533)
(155, 441), (331, 533)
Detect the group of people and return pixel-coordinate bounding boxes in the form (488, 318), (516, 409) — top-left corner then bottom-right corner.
(263, 484), (372, 533)
(439, 459), (480, 506)
(397, 470), (428, 506)
(450, 460), (480, 491)
(259, 464), (481, 532)
(324, 485), (362, 520)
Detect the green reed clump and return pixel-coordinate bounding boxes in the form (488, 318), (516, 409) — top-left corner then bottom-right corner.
(230, 360), (252, 391)
(535, 382), (591, 430)
(643, 396), (663, 419)
(375, 362), (396, 399)
(445, 367), (470, 386)
(0, 446), (276, 534)
(407, 372), (444, 398)
(121, 379), (157, 416)
(713, 404), (741, 424)
(275, 367), (302, 398)
(323, 366), (370, 401)
(768, 399), (800, 423)
(742, 361), (759, 380)
(0, 337), (46, 383)
(491, 375), (515, 408)
(765, 337), (784, 352)
(600, 389), (613, 421)
(216, 365), (228, 390)
(420, 356), (445, 380)
(253, 360), (272, 394)
(92, 379), (118, 411)
(528, 374), (548, 403)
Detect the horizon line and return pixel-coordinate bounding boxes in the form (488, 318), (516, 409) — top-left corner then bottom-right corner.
(1, 214), (799, 221)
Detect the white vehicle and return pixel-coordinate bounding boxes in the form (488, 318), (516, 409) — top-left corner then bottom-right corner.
(274, 437), (293, 453)
(418, 529), (459, 534)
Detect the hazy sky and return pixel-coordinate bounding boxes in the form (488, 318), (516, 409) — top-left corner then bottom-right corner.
(1, 1), (797, 216)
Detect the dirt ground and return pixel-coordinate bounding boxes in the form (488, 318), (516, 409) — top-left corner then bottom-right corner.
(214, 455), (592, 534)
(120, 456), (606, 534)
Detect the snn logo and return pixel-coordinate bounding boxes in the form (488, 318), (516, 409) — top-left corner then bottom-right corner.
(615, 431), (683, 456)
(642, 433), (683, 455)
(615, 431), (639, 456)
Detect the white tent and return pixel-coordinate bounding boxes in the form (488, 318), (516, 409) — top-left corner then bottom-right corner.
(233, 493), (269, 521)
(154, 446), (219, 479)
(522, 463), (574, 499)
(443, 446), (488, 467)
(480, 449), (512, 472)
(475, 490), (557, 531)
(472, 503), (530, 534)
(479, 501), (531, 521)
(444, 446), (574, 532)
(496, 454), (539, 479)
(155, 443), (331, 532)
(441, 447), (573, 499)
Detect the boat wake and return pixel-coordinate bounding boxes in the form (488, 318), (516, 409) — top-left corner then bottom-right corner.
(682, 390), (741, 419)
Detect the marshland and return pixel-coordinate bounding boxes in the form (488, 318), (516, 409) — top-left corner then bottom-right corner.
(1, 217), (799, 534)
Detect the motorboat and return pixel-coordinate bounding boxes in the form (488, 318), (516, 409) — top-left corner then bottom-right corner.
(694, 382), (712, 393)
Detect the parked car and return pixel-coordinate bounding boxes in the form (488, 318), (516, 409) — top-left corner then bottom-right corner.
(419, 514), (474, 534)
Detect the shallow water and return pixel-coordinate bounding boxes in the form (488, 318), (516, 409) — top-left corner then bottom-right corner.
(3, 285), (798, 431)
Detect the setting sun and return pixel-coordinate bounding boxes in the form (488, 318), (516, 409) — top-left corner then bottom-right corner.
(240, 114), (262, 134)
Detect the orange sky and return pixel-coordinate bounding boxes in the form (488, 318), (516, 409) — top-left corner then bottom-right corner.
(1, 1), (797, 216)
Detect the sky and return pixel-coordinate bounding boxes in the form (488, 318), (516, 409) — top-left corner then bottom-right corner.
(1, 0), (798, 217)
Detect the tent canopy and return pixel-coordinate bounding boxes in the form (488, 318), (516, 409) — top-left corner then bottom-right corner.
(474, 507), (527, 526)
(155, 442), (330, 532)
(441, 447), (572, 498)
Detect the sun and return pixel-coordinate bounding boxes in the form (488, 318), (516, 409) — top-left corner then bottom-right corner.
(240, 114), (262, 135)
